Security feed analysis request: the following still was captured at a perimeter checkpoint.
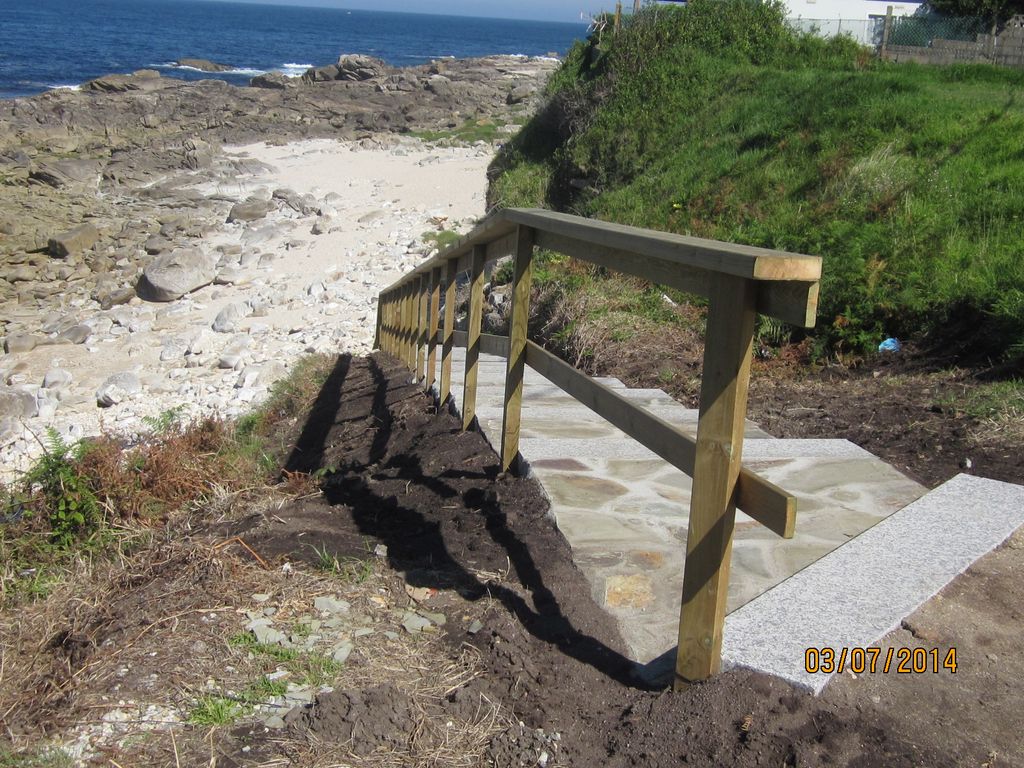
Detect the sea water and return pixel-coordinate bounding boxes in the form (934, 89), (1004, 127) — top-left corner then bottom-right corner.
(0, 0), (587, 99)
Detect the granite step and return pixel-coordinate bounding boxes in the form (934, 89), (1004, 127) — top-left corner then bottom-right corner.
(714, 473), (1024, 693)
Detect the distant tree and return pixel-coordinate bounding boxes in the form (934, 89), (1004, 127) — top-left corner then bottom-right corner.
(927, 0), (1024, 20)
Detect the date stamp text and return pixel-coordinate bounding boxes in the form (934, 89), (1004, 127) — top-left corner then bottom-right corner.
(804, 646), (958, 675)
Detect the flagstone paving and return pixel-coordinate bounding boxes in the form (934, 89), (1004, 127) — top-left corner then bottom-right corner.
(439, 348), (1023, 691)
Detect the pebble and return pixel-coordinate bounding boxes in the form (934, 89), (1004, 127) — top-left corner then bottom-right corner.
(331, 642), (354, 663)
(401, 612), (434, 634)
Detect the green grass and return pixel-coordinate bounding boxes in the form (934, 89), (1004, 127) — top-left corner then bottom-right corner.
(310, 543), (374, 583)
(0, 747), (73, 768)
(244, 676), (288, 701)
(937, 379), (1024, 422)
(188, 694), (248, 726)
(421, 229), (462, 251)
(489, 0), (1024, 365)
(187, 676), (289, 726)
(298, 653), (344, 687)
(412, 118), (501, 144)
(228, 632), (346, 688)
(228, 632), (299, 662)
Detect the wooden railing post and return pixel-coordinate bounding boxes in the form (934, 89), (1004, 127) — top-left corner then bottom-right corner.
(439, 259), (456, 405)
(462, 245), (487, 430)
(406, 282), (416, 371)
(427, 267), (441, 392)
(403, 283), (415, 370)
(387, 291), (396, 355)
(398, 284), (408, 367)
(675, 273), (758, 687)
(500, 226), (534, 472)
(417, 275), (428, 382)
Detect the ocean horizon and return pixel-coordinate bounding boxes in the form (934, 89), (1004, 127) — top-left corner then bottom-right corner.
(0, 0), (587, 100)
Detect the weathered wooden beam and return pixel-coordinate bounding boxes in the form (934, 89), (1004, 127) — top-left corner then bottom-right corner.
(532, 230), (818, 328)
(463, 245), (487, 430)
(500, 226), (535, 473)
(403, 283), (415, 370)
(440, 258), (456, 405)
(426, 268), (441, 391)
(676, 273), (758, 688)
(507, 208), (821, 282)
(417, 275), (428, 383)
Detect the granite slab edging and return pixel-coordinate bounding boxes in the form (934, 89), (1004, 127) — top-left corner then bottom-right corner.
(718, 473), (1024, 694)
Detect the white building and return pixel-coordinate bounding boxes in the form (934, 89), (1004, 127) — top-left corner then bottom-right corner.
(782, 0), (924, 44)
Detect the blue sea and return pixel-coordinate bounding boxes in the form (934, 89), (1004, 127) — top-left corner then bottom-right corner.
(0, 0), (587, 99)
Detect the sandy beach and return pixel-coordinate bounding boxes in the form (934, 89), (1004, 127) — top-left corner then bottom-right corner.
(0, 136), (492, 481)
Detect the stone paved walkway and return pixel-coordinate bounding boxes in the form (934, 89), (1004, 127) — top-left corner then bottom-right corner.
(443, 349), (921, 660)
(441, 348), (1023, 690)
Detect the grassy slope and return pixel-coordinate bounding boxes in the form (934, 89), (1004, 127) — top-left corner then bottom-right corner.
(488, 0), (1024, 364)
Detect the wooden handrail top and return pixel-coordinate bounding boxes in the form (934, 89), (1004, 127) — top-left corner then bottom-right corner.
(383, 208), (821, 290)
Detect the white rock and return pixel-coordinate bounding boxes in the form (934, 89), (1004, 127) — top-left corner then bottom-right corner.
(235, 368), (261, 389)
(139, 248), (218, 302)
(95, 372), (141, 409)
(212, 302), (248, 333)
(42, 368), (73, 389)
(96, 383), (128, 408)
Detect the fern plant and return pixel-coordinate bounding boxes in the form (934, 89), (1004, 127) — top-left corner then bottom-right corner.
(23, 429), (100, 546)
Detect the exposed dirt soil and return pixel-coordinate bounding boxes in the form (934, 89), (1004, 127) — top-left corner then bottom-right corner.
(3, 352), (1020, 767)
(228, 353), (1017, 767)
(593, 326), (1023, 488)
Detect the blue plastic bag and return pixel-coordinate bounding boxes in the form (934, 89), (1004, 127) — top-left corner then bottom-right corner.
(878, 337), (901, 353)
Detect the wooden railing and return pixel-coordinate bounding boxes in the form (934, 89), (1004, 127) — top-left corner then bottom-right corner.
(375, 208), (822, 687)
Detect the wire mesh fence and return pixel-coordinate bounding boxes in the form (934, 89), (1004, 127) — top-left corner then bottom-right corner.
(787, 14), (1024, 69)
(887, 15), (992, 47)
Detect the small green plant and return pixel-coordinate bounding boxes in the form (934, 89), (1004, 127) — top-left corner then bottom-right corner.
(756, 316), (791, 349)
(22, 429), (100, 546)
(310, 544), (374, 583)
(141, 405), (185, 434)
(188, 694), (248, 726)
(422, 229), (462, 252)
(228, 632), (299, 662)
(943, 379), (1024, 431)
(243, 676), (288, 701)
(412, 118), (501, 144)
(298, 653), (344, 688)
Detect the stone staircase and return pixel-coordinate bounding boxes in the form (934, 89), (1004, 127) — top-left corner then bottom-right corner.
(440, 347), (1024, 691)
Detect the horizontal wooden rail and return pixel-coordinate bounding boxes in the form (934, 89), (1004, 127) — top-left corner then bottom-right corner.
(451, 330), (510, 357)
(532, 230), (819, 328)
(379, 208), (820, 328)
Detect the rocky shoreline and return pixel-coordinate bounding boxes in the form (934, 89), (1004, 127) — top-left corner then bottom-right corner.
(0, 54), (557, 481)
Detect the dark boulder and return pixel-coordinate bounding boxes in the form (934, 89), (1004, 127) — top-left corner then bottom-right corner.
(336, 54), (390, 81)
(83, 69), (167, 92)
(175, 58), (234, 73)
(250, 72), (295, 90)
